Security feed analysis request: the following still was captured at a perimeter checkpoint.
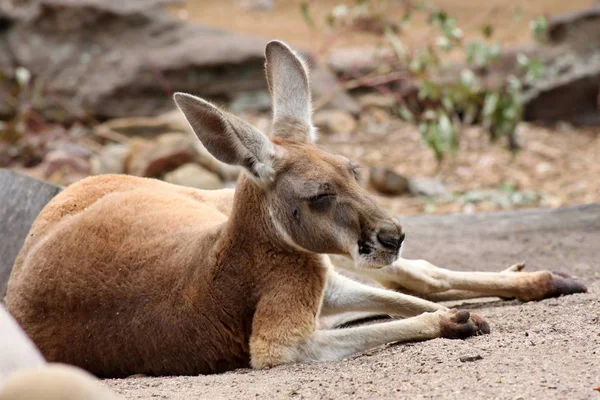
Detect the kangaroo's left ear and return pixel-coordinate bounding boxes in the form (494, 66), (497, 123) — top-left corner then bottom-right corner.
(265, 40), (315, 143)
(174, 92), (278, 184)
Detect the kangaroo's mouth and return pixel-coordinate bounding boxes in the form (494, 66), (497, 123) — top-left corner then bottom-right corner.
(353, 238), (403, 269)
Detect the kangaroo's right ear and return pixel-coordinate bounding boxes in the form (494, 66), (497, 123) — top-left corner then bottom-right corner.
(173, 93), (278, 183)
(265, 40), (314, 143)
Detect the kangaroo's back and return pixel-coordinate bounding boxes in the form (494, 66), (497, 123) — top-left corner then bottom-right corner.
(6, 175), (251, 377)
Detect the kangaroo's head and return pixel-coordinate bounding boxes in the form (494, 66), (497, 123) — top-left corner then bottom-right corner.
(174, 40), (404, 268)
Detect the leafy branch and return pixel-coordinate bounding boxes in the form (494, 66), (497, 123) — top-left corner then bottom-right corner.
(301, 0), (549, 162)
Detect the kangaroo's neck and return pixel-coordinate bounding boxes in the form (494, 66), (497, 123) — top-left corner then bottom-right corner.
(219, 176), (324, 280)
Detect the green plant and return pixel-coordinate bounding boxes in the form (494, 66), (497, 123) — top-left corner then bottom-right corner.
(301, 0), (548, 162)
(455, 183), (542, 208)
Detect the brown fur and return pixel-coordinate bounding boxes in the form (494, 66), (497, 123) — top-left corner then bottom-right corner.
(6, 172), (333, 377)
(5, 41), (406, 377)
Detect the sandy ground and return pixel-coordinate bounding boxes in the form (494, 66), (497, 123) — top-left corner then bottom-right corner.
(173, 0), (593, 50)
(5, 2), (599, 398)
(106, 206), (600, 400)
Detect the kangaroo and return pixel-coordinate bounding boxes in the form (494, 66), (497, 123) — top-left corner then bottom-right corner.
(5, 41), (585, 378)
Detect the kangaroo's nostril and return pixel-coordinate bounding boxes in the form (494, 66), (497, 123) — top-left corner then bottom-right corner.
(376, 228), (403, 251)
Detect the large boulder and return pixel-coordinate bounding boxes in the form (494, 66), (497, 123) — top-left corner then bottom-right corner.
(546, 4), (600, 51)
(0, 0), (357, 121)
(164, 163), (223, 190)
(0, 169), (61, 297)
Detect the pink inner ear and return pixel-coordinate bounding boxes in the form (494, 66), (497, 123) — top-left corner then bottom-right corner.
(265, 41), (313, 139)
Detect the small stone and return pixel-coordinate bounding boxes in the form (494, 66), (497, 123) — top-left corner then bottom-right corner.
(164, 163), (223, 190)
(407, 177), (448, 198)
(459, 354), (483, 362)
(535, 162), (553, 176)
(369, 167), (409, 196)
(358, 93), (396, 110)
(229, 91), (271, 114)
(127, 133), (198, 177)
(310, 65), (361, 115)
(313, 109), (357, 135)
(41, 149), (91, 186)
(235, 0), (273, 11)
(94, 110), (189, 139)
(327, 46), (396, 75)
(126, 373), (148, 379)
(91, 143), (129, 175)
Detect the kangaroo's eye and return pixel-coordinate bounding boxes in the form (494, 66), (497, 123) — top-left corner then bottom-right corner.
(350, 163), (361, 182)
(308, 194), (333, 202)
(305, 193), (335, 212)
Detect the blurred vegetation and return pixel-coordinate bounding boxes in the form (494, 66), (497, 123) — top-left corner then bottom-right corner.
(301, 0), (548, 162)
(0, 67), (90, 168)
(0, 68), (49, 167)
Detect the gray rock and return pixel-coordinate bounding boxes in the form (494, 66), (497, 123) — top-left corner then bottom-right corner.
(0, 169), (61, 297)
(547, 4), (600, 51)
(0, 0), (357, 121)
(327, 46), (396, 75)
(228, 91), (272, 114)
(0, 0), (268, 120)
(407, 177), (449, 198)
(164, 163), (223, 190)
(369, 167), (409, 196)
(523, 59), (600, 126)
(91, 143), (129, 175)
(127, 133), (197, 177)
(310, 65), (361, 115)
(313, 109), (357, 135)
(459, 354), (483, 363)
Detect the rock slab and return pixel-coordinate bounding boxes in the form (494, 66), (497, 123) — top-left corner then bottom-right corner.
(0, 169), (61, 297)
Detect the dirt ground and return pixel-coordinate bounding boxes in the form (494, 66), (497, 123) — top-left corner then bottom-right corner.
(105, 206), (600, 400)
(5, 2), (600, 399)
(172, 0), (593, 50)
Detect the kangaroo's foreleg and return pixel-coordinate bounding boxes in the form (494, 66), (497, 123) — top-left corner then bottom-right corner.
(320, 269), (446, 317)
(318, 268), (446, 330)
(360, 258), (587, 302)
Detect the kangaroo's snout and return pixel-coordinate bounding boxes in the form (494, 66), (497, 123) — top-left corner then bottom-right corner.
(376, 226), (405, 253)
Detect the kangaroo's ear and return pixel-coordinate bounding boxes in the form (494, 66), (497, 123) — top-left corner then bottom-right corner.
(265, 40), (315, 143)
(174, 92), (278, 183)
